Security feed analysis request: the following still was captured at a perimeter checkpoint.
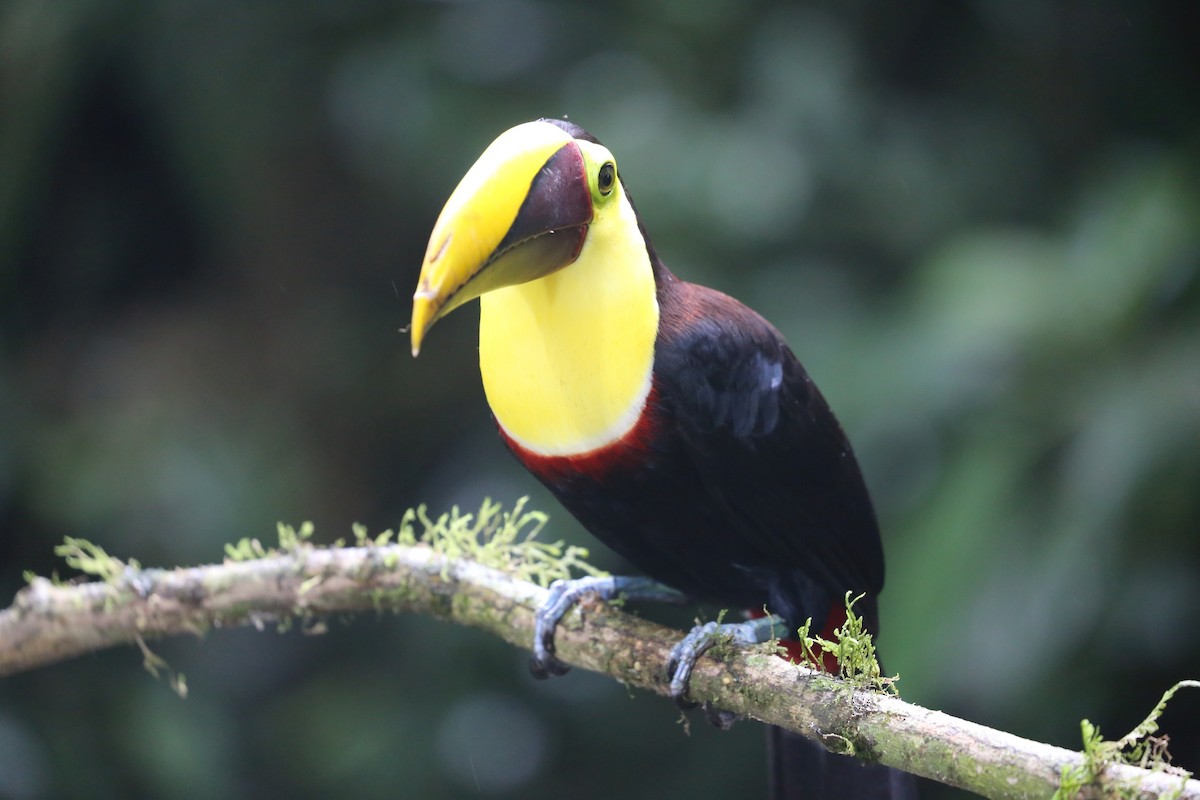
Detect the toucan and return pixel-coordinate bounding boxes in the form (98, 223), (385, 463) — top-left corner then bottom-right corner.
(410, 118), (916, 799)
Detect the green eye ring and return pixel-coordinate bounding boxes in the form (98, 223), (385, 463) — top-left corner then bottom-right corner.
(597, 162), (616, 195)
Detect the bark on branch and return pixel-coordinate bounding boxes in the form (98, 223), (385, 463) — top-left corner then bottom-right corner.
(0, 542), (1194, 800)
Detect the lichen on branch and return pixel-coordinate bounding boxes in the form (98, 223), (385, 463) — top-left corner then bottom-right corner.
(0, 498), (1197, 800)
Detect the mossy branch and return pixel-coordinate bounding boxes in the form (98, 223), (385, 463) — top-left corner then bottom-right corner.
(1, 506), (1197, 800)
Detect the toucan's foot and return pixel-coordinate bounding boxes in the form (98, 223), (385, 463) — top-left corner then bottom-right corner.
(666, 614), (787, 720)
(530, 576), (688, 680)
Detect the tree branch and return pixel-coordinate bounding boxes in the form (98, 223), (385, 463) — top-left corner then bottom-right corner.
(0, 542), (1195, 800)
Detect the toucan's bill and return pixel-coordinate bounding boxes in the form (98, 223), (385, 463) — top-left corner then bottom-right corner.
(410, 121), (596, 356)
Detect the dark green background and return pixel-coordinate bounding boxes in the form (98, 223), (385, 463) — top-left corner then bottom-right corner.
(2, 2), (1198, 798)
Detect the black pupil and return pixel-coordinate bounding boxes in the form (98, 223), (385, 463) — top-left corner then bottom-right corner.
(599, 163), (614, 191)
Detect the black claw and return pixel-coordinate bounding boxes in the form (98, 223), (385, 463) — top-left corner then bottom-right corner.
(666, 621), (718, 704)
(529, 654), (571, 680)
(528, 576), (687, 682)
(666, 616), (784, 724)
(666, 649), (701, 709)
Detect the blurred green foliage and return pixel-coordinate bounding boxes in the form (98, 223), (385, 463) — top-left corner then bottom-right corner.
(2, 2), (1198, 798)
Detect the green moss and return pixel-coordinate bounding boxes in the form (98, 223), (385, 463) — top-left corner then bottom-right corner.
(1053, 680), (1198, 799)
(40, 498), (602, 697)
(133, 634), (187, 699)
(795, 592), (899, 695)
(224, 537), (271, 562)
(235, 497), (604, 589)
(367, 584), (416, 612)
(223, 521), (315, 562)
(820, 732), (855, 757)
(218, 497), (603, 589)
(449, 590), (476, 620)
(407, 496), (605, 588)
(54, 537), (140, 584)
(276, 521), (315, 553)
(297, 574), (323, 596)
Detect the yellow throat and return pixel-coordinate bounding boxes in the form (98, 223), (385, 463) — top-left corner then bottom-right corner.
(479, 184), (659, 457)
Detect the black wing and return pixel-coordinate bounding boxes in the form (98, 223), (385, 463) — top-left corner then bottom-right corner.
(655, 282), (884, 622)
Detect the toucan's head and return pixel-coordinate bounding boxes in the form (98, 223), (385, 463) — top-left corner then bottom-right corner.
(410, 119), (625, 356)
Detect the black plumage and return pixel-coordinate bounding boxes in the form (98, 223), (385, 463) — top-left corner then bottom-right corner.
(503, 256), (885, 639)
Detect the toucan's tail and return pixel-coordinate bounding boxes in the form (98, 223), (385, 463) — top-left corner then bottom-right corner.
(767, 726), (918, 800)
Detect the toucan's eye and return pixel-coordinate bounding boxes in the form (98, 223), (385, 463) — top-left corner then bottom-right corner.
(597, 162), (616, 195)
